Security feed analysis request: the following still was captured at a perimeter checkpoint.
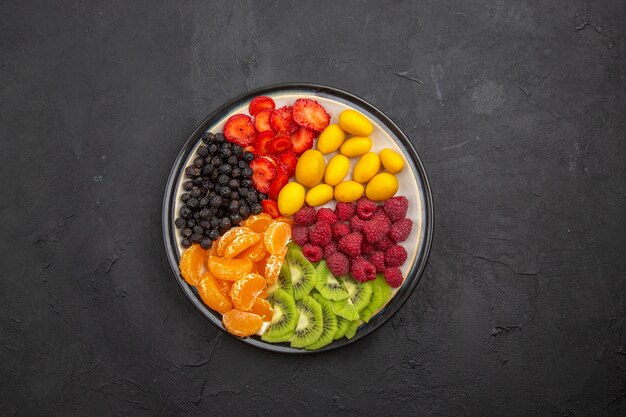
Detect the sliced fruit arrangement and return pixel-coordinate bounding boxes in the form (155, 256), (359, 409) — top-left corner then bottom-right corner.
(176, 95), (415, 349)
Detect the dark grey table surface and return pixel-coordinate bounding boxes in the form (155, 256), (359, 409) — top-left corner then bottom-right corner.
(2, 1), (625, 416)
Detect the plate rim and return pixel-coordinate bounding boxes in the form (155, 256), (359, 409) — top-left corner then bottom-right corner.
(162, 83), (434, 354)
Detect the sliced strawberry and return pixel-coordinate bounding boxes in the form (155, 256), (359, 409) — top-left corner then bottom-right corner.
(223, 114), (256, 146)
(267, 173), (290, 200)
(267, 135), (293, 154)
(249, 96), (275, 116)
(254, 109), (274, 133)
(249, 158), (277, 193)
(253, 131), (274, 156)
(278, 152), (298, 177)
(290, 127), (316, 155)
(243, 145), (255, 154)
(292, 99), (330, 132)
(270, 106), (298, 134)
(261, 200), (280, 218)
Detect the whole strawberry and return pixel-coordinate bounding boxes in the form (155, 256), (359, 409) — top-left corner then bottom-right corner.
(338, 232), (363, 259)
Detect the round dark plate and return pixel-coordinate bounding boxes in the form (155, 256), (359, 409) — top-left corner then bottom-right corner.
(162, 83), (434, 353)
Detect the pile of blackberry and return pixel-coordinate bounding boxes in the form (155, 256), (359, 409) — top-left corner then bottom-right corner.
(174, 131), (265, 249)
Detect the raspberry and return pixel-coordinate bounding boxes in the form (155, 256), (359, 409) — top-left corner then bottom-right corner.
(309, 221), (332, 247)
(374, 236), (394, 251)
(332, 222), (350, 240)
(338, 232), (363, 259)
(384, 196), (408, 222)
(389, 218), (412, 243)
(350, 259), (377, 282)
(291, 225), (309, 246)
(316, 207), (337, 224)
(369, 251), (386, 272)
(385, 245), (407, 267)
(356, 197), (377, 219)
(302, 243), (323, 263)
(326, 251), (350, 276)
(361, 241), (374, 256)
(383, 267), (403, 287)
(350, 215), (366, 232)
(293, 206), (317, 226)
(363, 215), (391, 243)
(335, 202), (355, 221)
(324, 241), (338, 258)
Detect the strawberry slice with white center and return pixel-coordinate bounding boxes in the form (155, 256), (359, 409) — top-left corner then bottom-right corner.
(292, 98), (330, 132)
(249, 96), (275, 116)
(254, 109), (274, 133)
(290, 126), (316, 155)
(249, 158), (277, 193)
(270, 106), (298, 134)
(223, 114), (256, 146)
(267, 135), (293, 154)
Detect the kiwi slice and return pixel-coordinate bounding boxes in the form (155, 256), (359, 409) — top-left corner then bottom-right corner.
(290, 295), (324, 348)
(269, 262), (294, 296)
(306, 294), (338, 350)
(332, 277), (372, 320)
(344, 320), (361, 339)
(334, 317), (351, 340)
(360, 280), (383, 323)
(286, 248), (316, 300)
(314, 261), (349, 301)
(261, 289), (298, 343)
(376, 273), (393, 307)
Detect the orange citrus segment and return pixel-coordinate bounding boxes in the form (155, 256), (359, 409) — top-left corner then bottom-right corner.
(222, 309), (263, 337)
(274, 216), (294, 226)
(258, 286), (268, 299)
(250, 297), (273, 321)
(264, 247), (287, 286)
(216, 227), (254, 257)
(197, 272), (233, 314)
(207, 256), (253, 281)
(230, 273), (266, 311)
(224, 232), (261, 258)
(263, 221), (291, 255)
(179, 244), (207, 286)
(238, 239), (268, 263)
(216, 279), (233, 298)
(241, 213), (273, 233)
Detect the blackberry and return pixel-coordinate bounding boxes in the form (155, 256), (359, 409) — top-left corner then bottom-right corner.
(190, 233), (203, 243)
(200, 239), (212, 250)
(218, 174), (229, 185)
(251, 203), (262, 214)
(199, 208), (210, 219)
(242, 167), (253, 178)
(243, 151), (254, 162)
(180, 205), (192, 218)
(218, 164), (232, 175)
(175, 218), (186, 228)
(197, 146), (209, 157)
(183, 181), (193, 191)
(190, 187), (201, 198)
(181, 239), (191, 248)
(181, 228), (192, 238)
(187, 198), (199, 209)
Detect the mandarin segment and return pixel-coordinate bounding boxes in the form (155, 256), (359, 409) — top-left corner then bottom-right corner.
(274, 217), (294, 226)
(179, 244), (207, 286)
(230, 273), (267, 311)
(224, 232), (261, 258)
(222, 309), (263, 337)
(238, 239), (268, 263)
(263, 221), (292, 255)
(216, 227), (254, 256)
(207, 256), (253, 281)
(217, 279), (233, 298)
(241, 213), (273, 233)
(264, 247), (288, 286)
(250, 297), (274, 321)
(197, 272), (233, 314)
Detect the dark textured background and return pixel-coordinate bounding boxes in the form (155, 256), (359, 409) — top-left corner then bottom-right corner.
(1, 0), (625, 416)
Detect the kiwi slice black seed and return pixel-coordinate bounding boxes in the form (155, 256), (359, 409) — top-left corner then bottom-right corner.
(344, 320), (360, 339)
(290, 295), (324, 348)
(315, 261), (349, 301)
(306, 294), (339, 350)
(261, 289), (298, 343)
(269, 262), (294, 296)
(286, 248), (316, 300)
(332, 277), (372, 320)
(334, 316), (351, 340)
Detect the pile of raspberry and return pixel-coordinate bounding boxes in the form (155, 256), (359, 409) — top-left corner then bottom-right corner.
(291, 196), (413, 288)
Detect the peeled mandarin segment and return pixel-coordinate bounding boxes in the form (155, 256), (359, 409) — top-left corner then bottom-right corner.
(263, 221), (291, 255)
(224, 232), (261, 258)
(230, 273), (267, 311)
(250, 297), (273, 322)
(241, 213), (273, 233)
(238, 239), (268, 262)
(216, 227), (254, 256)
(217, 279), (233, 298)
(274, 216), (294, 226)
(197, 272), (233, 314)
(222, 309), (263, 337)
(258, 286), (268, 299)
(179, 244), (207, 286)
(207, 256), (253, 281)
(264, 247), (287, 286)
